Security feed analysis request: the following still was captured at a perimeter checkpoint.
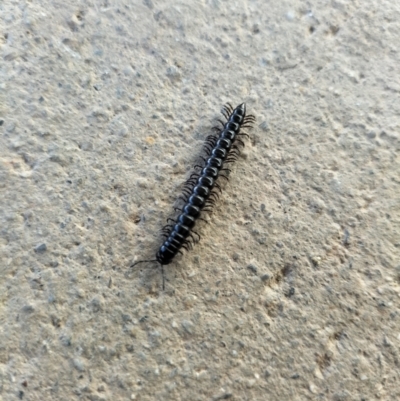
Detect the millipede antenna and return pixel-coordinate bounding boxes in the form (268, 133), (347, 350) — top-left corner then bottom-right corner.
(130, 259), (165, 290)
(130, 259), (158, 268)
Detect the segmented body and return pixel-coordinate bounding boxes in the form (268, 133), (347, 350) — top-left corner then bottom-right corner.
(156, 102), (254, 265)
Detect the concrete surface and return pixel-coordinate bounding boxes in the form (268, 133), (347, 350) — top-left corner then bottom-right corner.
(1, 0), (399, 400)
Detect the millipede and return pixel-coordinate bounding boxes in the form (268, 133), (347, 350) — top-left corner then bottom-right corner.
(131, 102), (255, 289)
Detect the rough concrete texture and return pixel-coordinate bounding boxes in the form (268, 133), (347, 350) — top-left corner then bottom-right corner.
(1, 0), (400, 400)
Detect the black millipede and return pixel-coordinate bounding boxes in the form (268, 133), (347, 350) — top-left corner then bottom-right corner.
(131, 102), (255, 289)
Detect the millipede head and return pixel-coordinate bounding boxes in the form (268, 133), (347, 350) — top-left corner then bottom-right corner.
(156, 247), (175, 265)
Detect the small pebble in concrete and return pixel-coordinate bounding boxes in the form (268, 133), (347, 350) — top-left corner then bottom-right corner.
(34, 243), (47, 254)
(247, 264), (258, 274)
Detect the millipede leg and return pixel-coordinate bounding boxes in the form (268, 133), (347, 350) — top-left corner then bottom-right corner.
(235, 139), (245, 147)
(184, 179), (197, 186)
(186, 236), (195, 245)
(191, 230), (201, 241)
(228, 153), (240, 159)
(221, 109), (229, 120)
(222, 106), (230, 116)
(183, 240), (193, 250)
(182, 188), (192, 195)
(160, 265), (165, 291)
(206, 135), (218, 145)
(214, 182), (223, 193)
(209, 192), (220, 201)
(183, 183), (196, 190)
(226, 102), (233, 113)
(185, 175), (199, 183)
(229, 148), (241, 156)
(203, 145), (213, 154)
(205, 141), (216, 149)
(228, 147), (241, 155)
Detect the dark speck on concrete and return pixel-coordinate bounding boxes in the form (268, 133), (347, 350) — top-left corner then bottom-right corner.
(34, 243), (47, 254)
(247, 264), (258, 274)
(261, 274), (270, 282)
